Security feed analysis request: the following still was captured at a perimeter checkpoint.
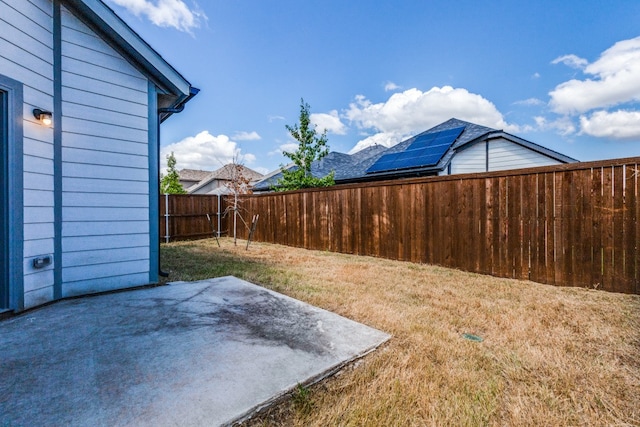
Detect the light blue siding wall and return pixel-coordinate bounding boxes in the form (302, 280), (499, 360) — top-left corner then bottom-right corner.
(445, 137), (563, 177)
(448, 142), (486, 175)
(488, 139), (559, 171)
(0, 0), (55, 308)
(59, 5), (151, 296)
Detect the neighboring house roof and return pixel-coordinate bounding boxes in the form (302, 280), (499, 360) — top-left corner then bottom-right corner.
(186, 164), (264, 194)
(209, 164), (264, 182)
(253, 145), (386, 191)
(65, 0), (197, 117)
(253, 118), (577, 192)
(179, 169), (212, 183)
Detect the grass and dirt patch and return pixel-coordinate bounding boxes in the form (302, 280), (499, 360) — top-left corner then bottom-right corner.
(161, 238), (640, 426)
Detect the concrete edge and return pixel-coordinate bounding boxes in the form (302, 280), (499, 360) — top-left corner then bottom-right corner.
(0, 282), (166, 321)
(227, 334), (392, 426)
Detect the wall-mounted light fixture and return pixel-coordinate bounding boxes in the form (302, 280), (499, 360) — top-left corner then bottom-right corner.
(33, 108), (53, 126)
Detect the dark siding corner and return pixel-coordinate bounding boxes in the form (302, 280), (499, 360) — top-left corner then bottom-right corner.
(0, 73), (24, 311)
(148, 82), (159, 283)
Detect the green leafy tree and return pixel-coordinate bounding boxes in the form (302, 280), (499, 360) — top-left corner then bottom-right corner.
(275, 99), (335, 191)
(160, 152), (187, 194)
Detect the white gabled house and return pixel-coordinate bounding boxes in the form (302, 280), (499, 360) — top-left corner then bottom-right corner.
(1, 0), (197, 312)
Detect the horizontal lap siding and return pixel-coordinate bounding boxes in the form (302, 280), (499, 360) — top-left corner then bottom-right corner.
(489, 139), (559, 171)
(450, 142), (486, 174)
(1, 0), (55, 307)
(60, 6), (150, 297)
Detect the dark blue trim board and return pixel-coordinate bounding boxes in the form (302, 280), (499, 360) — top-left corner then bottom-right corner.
(148, 82), (159, 283)
(486, 140), (489, 172)
(53, 0), (63, 300)
(0, 74), (25, 311)
(0, 89), (6, 309)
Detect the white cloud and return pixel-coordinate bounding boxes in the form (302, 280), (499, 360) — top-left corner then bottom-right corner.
(534, 116), (576, 136)
(268, 142), (299, 156)
(243, 153), (257, 163)
(532, 72), (541, 79)
(384, 81), (401, 92)
(268, 115), (285, 122)
(279, 143), (299, 154)
(551, 54), (588, 70)
(345, 86), (515, 153)
(108, 0), (206, 33)
(310, 110), (347, 135)
(232, 131), (261, 141)
(549, 36), (640, 114)
(253, 166), (270, 175)
(347, 133), (399, 154)
(514, 98), (545, 106)
(160, 130), (255, 172)
(579, 110), (640, 139)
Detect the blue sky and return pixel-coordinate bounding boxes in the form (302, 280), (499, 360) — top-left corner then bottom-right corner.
(106, 0), (640, 174)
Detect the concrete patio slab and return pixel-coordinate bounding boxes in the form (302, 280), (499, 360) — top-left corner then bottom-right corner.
(0, 276), (390, 426)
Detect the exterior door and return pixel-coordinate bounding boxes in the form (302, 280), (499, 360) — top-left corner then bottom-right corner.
(0, 89), (7, 309)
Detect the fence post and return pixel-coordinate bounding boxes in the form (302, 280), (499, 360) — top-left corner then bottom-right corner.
(165, 193), (170, 243)
(217, 194), (221, 238)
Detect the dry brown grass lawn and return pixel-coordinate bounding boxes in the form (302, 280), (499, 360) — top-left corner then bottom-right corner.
(161, 238), (640, 426)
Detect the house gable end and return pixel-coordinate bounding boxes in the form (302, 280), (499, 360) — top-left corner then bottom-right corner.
(62, 0), (191, 104)
(453, 132), (577, 163)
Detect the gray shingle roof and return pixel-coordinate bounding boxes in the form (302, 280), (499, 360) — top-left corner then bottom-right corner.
(252, 144), (387, 191)
(186, 164), (264, 193)
(179, 169), (212, 182)
(208, 164), (263, 182)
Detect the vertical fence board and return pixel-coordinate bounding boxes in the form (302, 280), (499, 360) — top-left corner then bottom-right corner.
(591, 168), (604, 289)
(521, 174), (534, 281)
(574, 169), (592, 288)
(634, 163), (640, 294)
(509, 175), (523, 279)
(612, 166), (626, 292)
(553, 172), (566, 286)
(530, 173), (543, 283)
(497, 177), (509, 277)
(460, 178), (472, 271)
(470, 179), (480, 272)
(484, 178), (496, 276)
(424, 182), (435, 264)
(544, 172), (556, 285)
(561, 171), (575, 287)
(491, 176), (502, 276)
(602, 167), (615, 290)
(622, 164), (637, 294)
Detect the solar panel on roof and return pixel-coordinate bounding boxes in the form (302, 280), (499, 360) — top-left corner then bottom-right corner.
(366, 126), (465, 174)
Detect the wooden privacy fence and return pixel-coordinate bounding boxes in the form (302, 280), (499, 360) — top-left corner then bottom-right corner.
(232, 157), (640, 294)
(160, 194), (229, 242)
